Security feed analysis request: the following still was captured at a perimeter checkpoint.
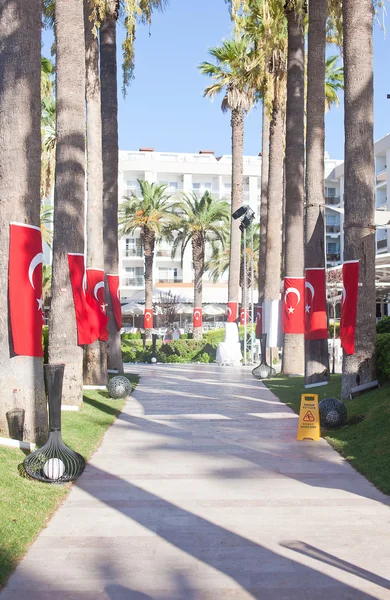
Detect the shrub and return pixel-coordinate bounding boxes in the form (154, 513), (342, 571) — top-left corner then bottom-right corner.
(376, 333), (390, 382)
(329, 322), (340, 338)
(204, 328), (225, 346)
(42, 326), (49, 364)
(121, 332), (142, 340)
(376, 316), (390, 334)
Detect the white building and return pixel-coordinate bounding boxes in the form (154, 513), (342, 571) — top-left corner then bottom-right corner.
(118, 148), (262, 304)
(325, 132), (390, 265)
(118, 147), (349, 304)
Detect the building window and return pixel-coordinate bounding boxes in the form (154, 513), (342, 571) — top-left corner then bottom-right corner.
(157, 267), (181, 283)
(192, 183), (201, 190)
(125, 238), (142, 257)
(123, 266), (144, 287)
(156, 240), (172, 258)
(325, 187), (336, 197)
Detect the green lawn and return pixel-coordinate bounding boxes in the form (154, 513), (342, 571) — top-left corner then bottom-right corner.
(265, 374), (390, 496)
(0, 373), (138, 590)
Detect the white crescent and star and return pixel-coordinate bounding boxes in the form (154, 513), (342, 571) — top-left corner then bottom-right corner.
(28, 252), (43, 311)
(93, 281), (106, 311)
(194, 310), (201, 320)
(342, 287), (346, 305)
(227, 307), (232, 318)
(305, 281), (315, 314)
(285, 287), (300, 314)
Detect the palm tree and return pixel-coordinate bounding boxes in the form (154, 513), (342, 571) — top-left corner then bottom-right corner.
(84, 0), (107, 386)
(199, 37), (255, 322)
(282, 1), (306, 375)
(304, 0), (328, 385)
(119, 181), (175, 337)
(100, 0), (166, 371)
(206, 222), (260, 292)
(40, 204), (54, 248)
(341, 0), (376, 399)
(258, 104), (270, 312)
(170, 192), (230, 340)
(41, 56), (56, 202)
(48, 0), (86, 406)
(100, 0), (123, 373)
(325, 55), (344, 112)
(0, 0), (47, 443)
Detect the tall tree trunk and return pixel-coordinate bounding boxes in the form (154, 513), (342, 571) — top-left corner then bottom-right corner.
(101, 1), (123, 372)
(282, 4), (305, 375)
(0, 0), (47, 443)
(341, 0), (376, 399)
(192, 235), (204, 340)
(143, 229), (155, 340)
(305, 0), (329, 385)
(48, 0), (86, 406)
(228, 108), (244, 313)
(258, 104), (270, 305)
(263, 93), (285, 346)
(84, 0), (108, 385)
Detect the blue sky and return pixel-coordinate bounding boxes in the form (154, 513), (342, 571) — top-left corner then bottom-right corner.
(43, 0), (390, 161)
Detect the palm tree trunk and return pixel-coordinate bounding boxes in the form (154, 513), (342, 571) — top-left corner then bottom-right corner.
(263, 92), (285, 344)
(282, 4), (305, 375)
(228, 107), (244, 313)
(193, 235), (204, 340)
(341, 0), (376, 399)
(84, 0), (108, 385)
(143, 229), (155, 340)
(258, 104), (270, 306)
(0, 0), (47, 443)
(305, 0), (329, 385)
(101, 0), (123, 372)
(49, 0), (86, 406)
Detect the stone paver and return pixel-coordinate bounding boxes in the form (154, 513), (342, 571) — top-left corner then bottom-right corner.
(2, 364), (390, 600)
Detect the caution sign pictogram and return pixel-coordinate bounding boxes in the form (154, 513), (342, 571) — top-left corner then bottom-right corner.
(303, 410), (315, 423)
(297, 394), (320, 441)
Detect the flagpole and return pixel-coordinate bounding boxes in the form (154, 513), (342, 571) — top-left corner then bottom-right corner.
(250, 223), (254, 366)
(243, 227), (247, 366)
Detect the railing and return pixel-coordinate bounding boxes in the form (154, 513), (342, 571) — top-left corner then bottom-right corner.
(326, 225), (341, 234)
(157, 278), (183, 284)
(327, 253), (341, 262)
(123, 249), (143, 258)
(325, 196), (341, 205)
(123, 277), (144, 287)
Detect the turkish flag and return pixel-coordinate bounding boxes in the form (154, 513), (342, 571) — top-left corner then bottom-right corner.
(193, 307), (202, 328)
(144, 308), (153, 329)
(9, 223), (43, 357)
(68, 254), (95, 345)
(240, 307), (249, 324)
(86, 268), (109, 341)
(227, 301), (238, 323)
(107, 274), (122, 330)
(340, 260), (359, 355)
(255, 305), (263, 338)
(304, 268), (328, 340)
(282, 277), (305, 334)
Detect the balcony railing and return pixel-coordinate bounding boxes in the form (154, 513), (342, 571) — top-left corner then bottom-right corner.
(123, 249), (143, 258)
(327, 253), (341, 262)
(156, 250), (172, 257)
(325, 196), (341, 205)
(326, 225), (341, 234)
(377, 239), (388, 250)
(157, 278), (183, 284)
(123, 277), (144, 287)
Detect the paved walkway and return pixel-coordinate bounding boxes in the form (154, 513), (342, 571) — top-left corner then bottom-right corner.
(2, 364), (390, 600)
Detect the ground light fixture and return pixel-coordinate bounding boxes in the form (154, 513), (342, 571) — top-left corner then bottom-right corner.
(24, 364), (85, 483)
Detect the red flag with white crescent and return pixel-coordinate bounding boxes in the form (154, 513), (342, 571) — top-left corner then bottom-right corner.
(9, 223), (43, 356)
(282, 277), (305, 334)
(68, 254), (95, 345)
(144, 308), (153, 329)
(193, 307), (202, 328)
(227, 301), (238, 323)
(304, 268), (328, 340)
(340, 260), (359, 355)
(107, 274), (122, 330)
(240, 307), (249, 325)
(255, 305), (263, 338)
(86, 268), (109, 341)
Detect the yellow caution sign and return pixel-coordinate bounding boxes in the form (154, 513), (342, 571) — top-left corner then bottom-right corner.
(297, 394), (320, 441)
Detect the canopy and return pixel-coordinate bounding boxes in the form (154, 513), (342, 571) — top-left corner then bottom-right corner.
(203, 304), (226, 316)
(121, 302), (144, 316)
